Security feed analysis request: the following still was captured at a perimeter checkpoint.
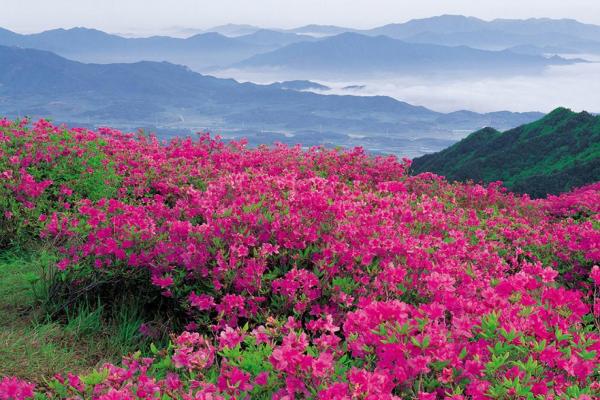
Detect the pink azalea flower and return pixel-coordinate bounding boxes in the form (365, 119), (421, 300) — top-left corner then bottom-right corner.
(591, 265), (600, 286)
(151, 274), (174, 289)
(188, 293), (215, 311)
(0, 377), (35, 400)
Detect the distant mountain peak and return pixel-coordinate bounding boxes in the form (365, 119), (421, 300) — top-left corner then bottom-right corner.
(40, 26), (113, 35)
(266, 80), (330, 91)
(188, 31), (229, 39)
(203, 24), (261, 37)
(545, 106), (575, 117)
(417, 14), (484, 22)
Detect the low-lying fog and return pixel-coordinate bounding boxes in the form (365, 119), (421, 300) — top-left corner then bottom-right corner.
(213, 54), (600, 115)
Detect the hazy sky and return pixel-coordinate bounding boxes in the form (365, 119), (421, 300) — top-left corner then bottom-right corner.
(2, 0), (600, 35)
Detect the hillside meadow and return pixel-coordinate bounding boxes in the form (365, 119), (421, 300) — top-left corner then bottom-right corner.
(0, 118), (599, 399)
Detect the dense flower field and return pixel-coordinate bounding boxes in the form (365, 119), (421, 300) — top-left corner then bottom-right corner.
(1, 118), (599, 399)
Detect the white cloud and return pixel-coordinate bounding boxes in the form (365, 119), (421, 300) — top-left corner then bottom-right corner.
(214, 56), (600, 114)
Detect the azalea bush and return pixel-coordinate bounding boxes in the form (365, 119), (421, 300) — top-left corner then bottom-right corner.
(1, 117), (599, 399)
(0, 119), (121, 249)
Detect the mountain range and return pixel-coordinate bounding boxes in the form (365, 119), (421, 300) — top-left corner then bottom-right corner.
(3, 15), (599, 159)
(0, 27), (301, 70)
(199, 16), (600, 51)
(205, 15), (600, 54)
(365, 15), (600, 40)
(233, 32), (579, 76)
(0, 45), (543, 157)
(1, 15), (598, 76)
(411, 108), (600, 197)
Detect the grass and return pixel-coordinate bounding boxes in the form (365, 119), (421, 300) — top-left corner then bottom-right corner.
(0, 249), (149, 383)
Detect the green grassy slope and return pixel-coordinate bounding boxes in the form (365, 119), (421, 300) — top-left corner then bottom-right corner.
(0, 249), (148, 382)
(411, 107), (600, 198)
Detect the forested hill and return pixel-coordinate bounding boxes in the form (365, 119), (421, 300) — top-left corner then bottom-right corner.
(411, 107), (600, 198)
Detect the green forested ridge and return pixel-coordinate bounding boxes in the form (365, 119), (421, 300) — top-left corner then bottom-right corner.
(411, 107), (600, 198)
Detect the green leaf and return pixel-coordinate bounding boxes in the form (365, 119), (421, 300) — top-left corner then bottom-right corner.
(80, 368), (109, 386)
(422, 335), (431, 349)
(577, 349), (597, 361)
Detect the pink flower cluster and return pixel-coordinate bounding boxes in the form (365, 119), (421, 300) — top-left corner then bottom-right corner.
(0, 377), (35, 400)
(1, 118), (600, 398)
